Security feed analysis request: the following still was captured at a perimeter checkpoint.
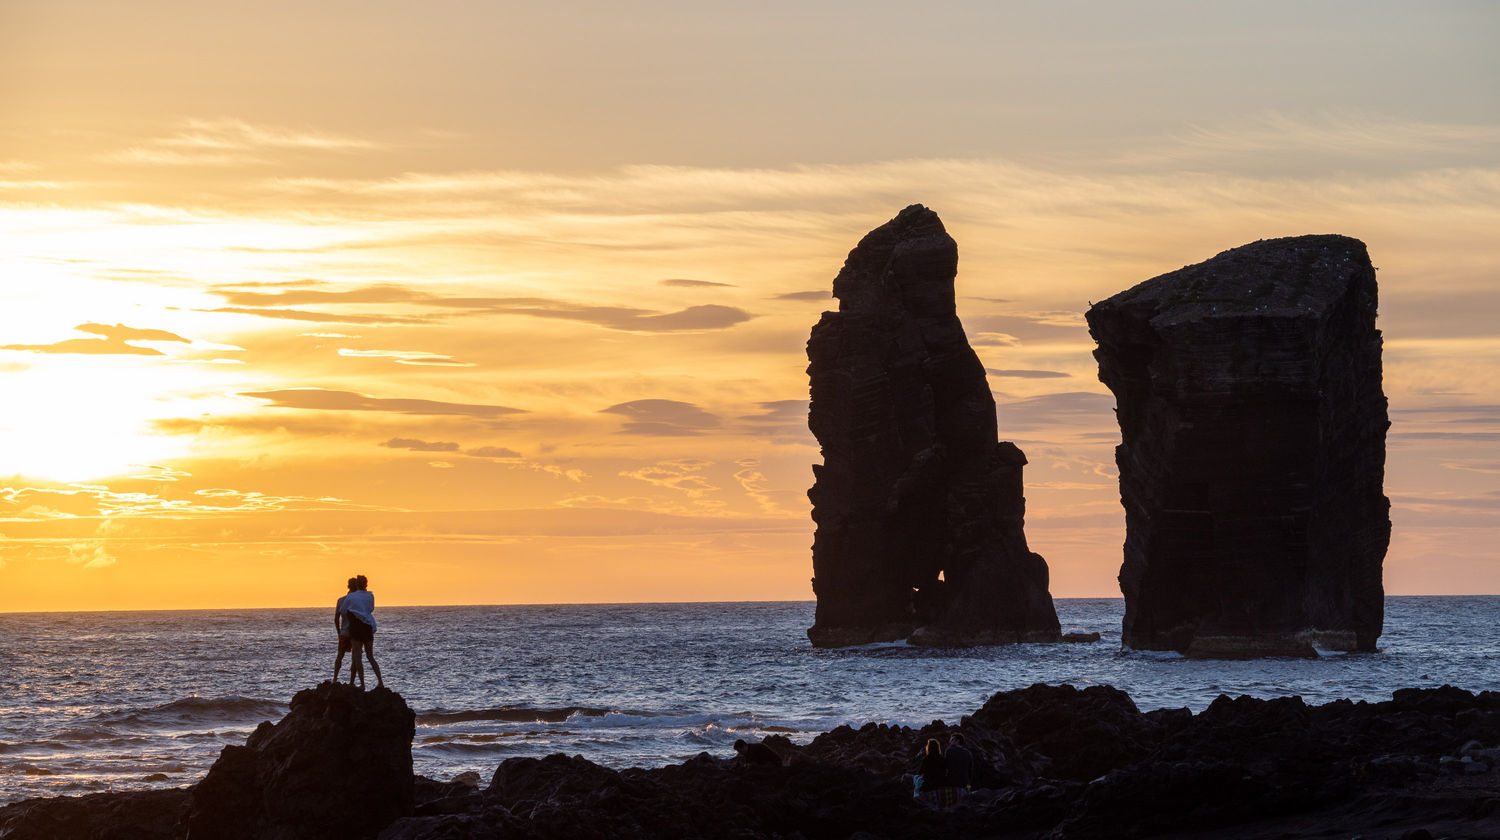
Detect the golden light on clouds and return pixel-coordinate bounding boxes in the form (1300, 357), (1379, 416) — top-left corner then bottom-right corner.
(2, 1), (1497, 610)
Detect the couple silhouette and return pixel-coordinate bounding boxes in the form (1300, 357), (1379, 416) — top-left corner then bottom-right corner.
(333, 575), (384, 689)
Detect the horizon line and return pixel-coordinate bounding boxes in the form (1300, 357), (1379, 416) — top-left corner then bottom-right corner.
(4, 593), (1495, 616)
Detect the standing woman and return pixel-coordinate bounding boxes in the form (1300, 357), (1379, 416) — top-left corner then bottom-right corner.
(340, 574), (385, 690)
(333, 577), (357, 681)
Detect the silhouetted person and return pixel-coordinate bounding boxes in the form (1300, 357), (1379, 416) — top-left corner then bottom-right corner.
(332, 577), (357, 681)
(733, 738), (781, 766)
(339, 574), (384, 690)
(946, 733), (973, 791)
(916, 738), (947, 795)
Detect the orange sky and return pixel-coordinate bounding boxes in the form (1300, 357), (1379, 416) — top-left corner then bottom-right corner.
(2, 2), (1498, 610)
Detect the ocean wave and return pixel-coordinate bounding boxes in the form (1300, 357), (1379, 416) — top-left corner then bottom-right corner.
(2, 762), (57, 776)
(91, 696), (287, 730)
(416, 706), (610, 725)
(53, 726), (136, 743)
(414, 741), (525, 756)
(419, 730), (571, 744)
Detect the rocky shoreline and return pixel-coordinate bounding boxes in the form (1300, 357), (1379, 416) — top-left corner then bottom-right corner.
(5, 681), (1500, 839)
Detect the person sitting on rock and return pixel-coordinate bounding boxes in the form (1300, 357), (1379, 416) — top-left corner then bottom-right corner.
(733, 738), (782, 766)
(332, 577), (357, 682)
(915, 738), (948, 800)
(946, 733), (973, 793)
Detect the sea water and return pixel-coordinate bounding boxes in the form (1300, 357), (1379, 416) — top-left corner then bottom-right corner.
(3, 596), (1498, 804)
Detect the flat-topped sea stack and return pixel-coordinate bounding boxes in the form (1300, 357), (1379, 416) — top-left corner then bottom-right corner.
(1087, 235), (1390, 658)
(805, 205), (1060, 647)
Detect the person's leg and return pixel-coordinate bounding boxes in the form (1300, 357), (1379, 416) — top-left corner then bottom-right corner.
(363, 637), (384, 688)
(350, 640), (366, 688)
(334, 639), (347, 681)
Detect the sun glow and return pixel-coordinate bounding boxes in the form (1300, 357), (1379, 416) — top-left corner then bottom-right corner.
(0, 354), (200, 482)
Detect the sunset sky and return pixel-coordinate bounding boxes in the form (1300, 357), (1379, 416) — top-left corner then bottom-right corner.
(2, 1), (1497, 611)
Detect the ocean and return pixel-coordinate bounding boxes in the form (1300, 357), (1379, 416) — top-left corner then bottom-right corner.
(3, 596), (1498, 805)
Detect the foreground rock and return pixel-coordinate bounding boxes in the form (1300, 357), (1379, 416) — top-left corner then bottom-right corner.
(0, 789), (189, 840)
(805, 204), (1060, 647)
(1087, 235), (1390, 657)
(6, 684), (1500, 839)
(380, 684), (1500, 840)
(187, 681), (415, 840)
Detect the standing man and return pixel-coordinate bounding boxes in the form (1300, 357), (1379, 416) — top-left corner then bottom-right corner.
(333, 577), (357, 681)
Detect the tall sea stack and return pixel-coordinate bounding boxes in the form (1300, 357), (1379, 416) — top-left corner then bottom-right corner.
(1087, 235), (1390, 658)
(805, 205), (1060, 647)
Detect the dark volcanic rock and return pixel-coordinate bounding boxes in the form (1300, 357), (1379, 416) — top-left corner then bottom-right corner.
(376, 683), (1500, 840)
(1086, 235), (1390, 657)
(967, 683), (1160, 782)
(0, 788), (189, 840)
(805, 204), (1060, 647)
(12, 683), (1500, 840)
(186, 681), (415, 840)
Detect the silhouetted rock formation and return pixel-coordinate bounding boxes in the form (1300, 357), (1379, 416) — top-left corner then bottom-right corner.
(187, 682), (415, 840)
(10, 683), (1500, 839)
(805, 205), (1060, 647)
(1087, 235), (1390, 658)
(375, 683), (1500, 840)
(0, 789), (188, 840)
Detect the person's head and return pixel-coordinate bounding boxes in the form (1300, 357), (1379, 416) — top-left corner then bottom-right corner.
(346, 577), (358, 591)
(355, 575), (368, 590)
(733, 739), (747, 753)
(925, 738), (942, 756)
(949, 733), (965, 747)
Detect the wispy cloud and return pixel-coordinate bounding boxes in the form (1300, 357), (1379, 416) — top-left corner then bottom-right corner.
(200, 306), (433, 325)
(2, 337), (164, 356)
(242, 388), (526, 417)
(1142, 112), (1500, 172)
(972, 332), (1021, 348)
(106, 118), (380, 166)
(0, 322), (191, 356)
(381, 438), (460, 452)
(602, 400), (722, 436)
(987, 368), (1070, 379)
(151, 415), (360, 437)
(997, 392), (1116, 432)
(733, 400), (812, 442)
(214, 283), (425, 307)
(79, 323), (190, 343)
(732, 458), (799, 516)
(338, 348), (472, 366)
(464, 446), (522, 459)
(207, 283), (754, 332)
(487, 301), (752, 332)
(67, 542), (116, 569)
(0, 483), (378, 522)
(621, 459), (718, 497)
(1442, 461), (1500, 475)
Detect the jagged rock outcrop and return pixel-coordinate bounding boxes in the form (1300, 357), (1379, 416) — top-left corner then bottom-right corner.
(1087, 235), (1390, 657)
(376, 683), (1500, 840)
(186, 682), (415, 840)
(0, 789), (189, 840)
(11, 683), (1500, 839)
(805, 204), (1060, 647)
